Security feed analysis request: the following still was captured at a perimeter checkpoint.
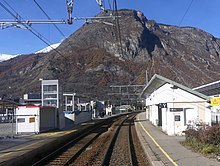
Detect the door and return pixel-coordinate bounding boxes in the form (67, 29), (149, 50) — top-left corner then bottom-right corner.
(158, 108), (162, 126)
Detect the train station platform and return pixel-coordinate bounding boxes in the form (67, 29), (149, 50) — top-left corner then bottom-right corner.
(0, 120), (98, 166)
(135, 112), (220, 166)
(0, 113), (126, 165)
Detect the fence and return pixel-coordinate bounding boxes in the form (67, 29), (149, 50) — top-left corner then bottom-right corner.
(0, 114), (16, 138)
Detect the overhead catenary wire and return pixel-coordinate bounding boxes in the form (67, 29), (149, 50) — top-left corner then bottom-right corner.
(1, 0), (116, 101)
(107, 0), (112, 10)
(112, 0), (124, 58)
(1, 0), (55, 45)
(179, 0), (194, 26)
(33, 0), (66, 38)
(33, 0), (81, 62)
(0, 0), (70, 63)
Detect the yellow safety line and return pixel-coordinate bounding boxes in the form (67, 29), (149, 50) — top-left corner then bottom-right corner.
(138, 116), (178, 166)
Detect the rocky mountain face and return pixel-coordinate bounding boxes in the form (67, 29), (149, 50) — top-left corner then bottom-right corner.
(0, 9), (220, 101)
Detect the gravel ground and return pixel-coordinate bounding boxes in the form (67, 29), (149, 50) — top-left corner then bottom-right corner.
(71, 115), (150, 166)
(71, 121), (117, 165)
(109, 118), (131, 166)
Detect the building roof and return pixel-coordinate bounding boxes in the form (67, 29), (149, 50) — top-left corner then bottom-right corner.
(193, 80), (220, 96)
(0, 100), (20, 107)
(141, 74), (210, 100)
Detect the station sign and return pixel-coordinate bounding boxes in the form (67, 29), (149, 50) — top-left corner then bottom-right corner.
(158, 103), (167, 108)
(211, 97), (220, 106)
(170, 108), (183, 112)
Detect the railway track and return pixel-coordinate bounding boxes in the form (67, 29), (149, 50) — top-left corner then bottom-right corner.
(32, 112), (149, 166)
(32, 117), (115, 166)
(101, 114), (143, 166)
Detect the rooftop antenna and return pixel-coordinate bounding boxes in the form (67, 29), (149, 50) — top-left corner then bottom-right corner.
(66, 0), (74, 24)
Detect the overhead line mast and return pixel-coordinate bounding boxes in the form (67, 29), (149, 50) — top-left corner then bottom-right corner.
(0, 0), (70, 62)
(0, 0), (117, 29)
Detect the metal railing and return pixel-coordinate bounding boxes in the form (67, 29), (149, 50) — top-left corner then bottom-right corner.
(0, 114), (16, 138)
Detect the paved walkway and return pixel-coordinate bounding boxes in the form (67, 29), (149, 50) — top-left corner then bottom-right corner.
(135, 112), (220, 166)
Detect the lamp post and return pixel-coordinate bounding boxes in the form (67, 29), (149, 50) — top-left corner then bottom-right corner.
(39, 78), (43, 106)
(73, 93), (76, 112)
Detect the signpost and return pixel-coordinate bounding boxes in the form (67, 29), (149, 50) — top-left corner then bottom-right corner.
(211, 98), (220, 106)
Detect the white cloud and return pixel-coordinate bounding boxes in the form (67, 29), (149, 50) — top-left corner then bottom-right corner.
(35, 43), (61, 54)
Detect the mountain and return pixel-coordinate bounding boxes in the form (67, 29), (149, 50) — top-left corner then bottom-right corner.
(0, 43), (60, 62)
(0, 54), (18, 62)
(0, 9), (220, 101)
(35, 43), (61, 54)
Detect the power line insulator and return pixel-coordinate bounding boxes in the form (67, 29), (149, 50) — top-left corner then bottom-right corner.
(96, 0), (105, 11)
(66, 0), (74, 24)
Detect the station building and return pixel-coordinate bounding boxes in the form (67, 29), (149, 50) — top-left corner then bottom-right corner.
(141, 74), (211, 136)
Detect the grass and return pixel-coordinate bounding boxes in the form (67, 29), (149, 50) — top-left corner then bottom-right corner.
(182, 137), (220, 159)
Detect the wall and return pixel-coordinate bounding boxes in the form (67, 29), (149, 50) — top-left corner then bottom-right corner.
(40, 107), (57, 131)
(74, 111), (92, 124)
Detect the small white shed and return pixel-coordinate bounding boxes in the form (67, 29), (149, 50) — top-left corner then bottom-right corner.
(16, 106), (57, 134)
(141, 74), (211, 136)
(106, 105), (113, 116)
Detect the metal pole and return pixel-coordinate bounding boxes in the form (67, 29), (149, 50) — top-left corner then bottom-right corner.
(65, 96), (67, 111)
(73, 93), (75, 112)
(0, 20), (67, 24)
(12, 105), (14, 138)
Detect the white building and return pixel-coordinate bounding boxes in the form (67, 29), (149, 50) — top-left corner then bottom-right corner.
(41, 79), (65, 129)
(16, 106), (57, 134)
(193, 80), (220, 124)
(141, 74), (211, 136)
(41, 80), (60, 108)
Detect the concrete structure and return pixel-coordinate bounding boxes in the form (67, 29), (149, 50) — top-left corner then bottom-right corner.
(74, 110), (92, 124)
(141, 74), (211, 136)
(63, 93), (76, 112)
(92, 101), (105, 118)
(63, 93), (76, 124)
(41, 80), (60, 108)
(16, 106), (57, 134)
(41, 79), (65, 129)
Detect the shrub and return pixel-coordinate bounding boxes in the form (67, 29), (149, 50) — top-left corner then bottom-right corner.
(184, 124), (220, 156)
(203, 125), (220, 145)
(185, 129), (199, 141)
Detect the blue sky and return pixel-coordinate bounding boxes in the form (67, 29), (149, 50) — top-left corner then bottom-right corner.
(0, 0), (220, 55)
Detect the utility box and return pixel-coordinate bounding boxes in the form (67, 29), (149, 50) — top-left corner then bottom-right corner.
(16, 106), (57, 134)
